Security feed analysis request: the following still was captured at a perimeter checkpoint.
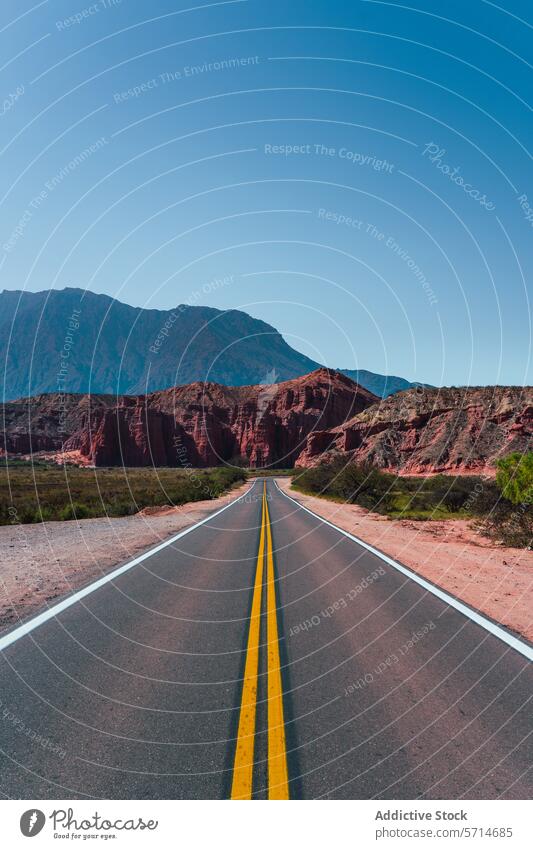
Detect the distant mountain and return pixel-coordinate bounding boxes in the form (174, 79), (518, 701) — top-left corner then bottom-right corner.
(339, 369), (433, 398)
(0, 288), (318, 399)
(0, 288), (425, 400)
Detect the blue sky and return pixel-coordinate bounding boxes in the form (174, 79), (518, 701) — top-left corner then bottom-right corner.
(0, 0), (531, 386)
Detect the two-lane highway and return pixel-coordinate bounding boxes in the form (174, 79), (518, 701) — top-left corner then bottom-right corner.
(0, 478), (531, 799)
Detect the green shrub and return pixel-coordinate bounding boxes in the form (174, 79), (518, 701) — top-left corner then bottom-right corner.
(59, 502), (93, 521)
(495, 452), (533, 506)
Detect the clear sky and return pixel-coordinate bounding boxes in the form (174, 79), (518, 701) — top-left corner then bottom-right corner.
(0, 0), (531, 386)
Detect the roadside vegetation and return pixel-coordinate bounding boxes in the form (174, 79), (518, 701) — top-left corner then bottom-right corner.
(292, 452), (533, 548)
(482, 452), (533, 548)
(0, 463), (246, 525)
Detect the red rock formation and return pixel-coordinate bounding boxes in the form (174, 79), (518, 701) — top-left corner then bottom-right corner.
(297, 386), (533, 475)
(3, 376), (529, 474)
(1, 369), (377, 468)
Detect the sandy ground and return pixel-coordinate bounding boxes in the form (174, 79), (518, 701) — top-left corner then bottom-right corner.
(277, 479), (533, 644)
(0, 481), (251, 634)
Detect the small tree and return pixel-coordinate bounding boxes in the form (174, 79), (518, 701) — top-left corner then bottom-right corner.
(495, 452), (533, 506)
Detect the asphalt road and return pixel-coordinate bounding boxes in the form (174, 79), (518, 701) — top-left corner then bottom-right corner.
(0, 478), (531, 799)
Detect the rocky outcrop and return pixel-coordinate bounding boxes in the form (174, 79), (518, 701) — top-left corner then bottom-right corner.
(0, 369), (377, 468)
(297, 386), (533, 475)
(3, 377), (529, 474)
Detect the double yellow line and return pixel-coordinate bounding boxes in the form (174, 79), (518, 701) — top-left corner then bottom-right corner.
(231, 481), (289, 800)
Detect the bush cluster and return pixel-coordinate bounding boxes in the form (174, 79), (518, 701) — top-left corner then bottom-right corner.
(293, 458), (497, 517)
(293, 452), (532, 549)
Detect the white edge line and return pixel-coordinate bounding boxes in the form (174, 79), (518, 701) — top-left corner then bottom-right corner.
(274, 480), (533, 663)
(0, 481), (256, 653)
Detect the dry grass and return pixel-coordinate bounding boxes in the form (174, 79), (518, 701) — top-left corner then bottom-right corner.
(0, 461), (246, 524)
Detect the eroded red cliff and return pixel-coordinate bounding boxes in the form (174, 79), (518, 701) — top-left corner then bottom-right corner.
(1, 369), (376, 468)
(2, 376), (530, 473)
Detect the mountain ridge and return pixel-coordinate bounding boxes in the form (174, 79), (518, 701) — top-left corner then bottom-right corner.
(0, 287), (427, 400)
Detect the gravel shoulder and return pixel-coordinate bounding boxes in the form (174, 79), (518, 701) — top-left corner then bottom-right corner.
(278, 478), (533, 643)
(0, 481), (251, 634)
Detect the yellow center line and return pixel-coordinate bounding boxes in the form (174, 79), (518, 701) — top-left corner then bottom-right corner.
(230, 487), (266, 800)
(231, 480), (289, 799)
(265, 490), (290, 800)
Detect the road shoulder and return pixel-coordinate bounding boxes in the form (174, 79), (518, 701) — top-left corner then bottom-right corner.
(0, 480), (251, 635)
(277, 478), (533, 643)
